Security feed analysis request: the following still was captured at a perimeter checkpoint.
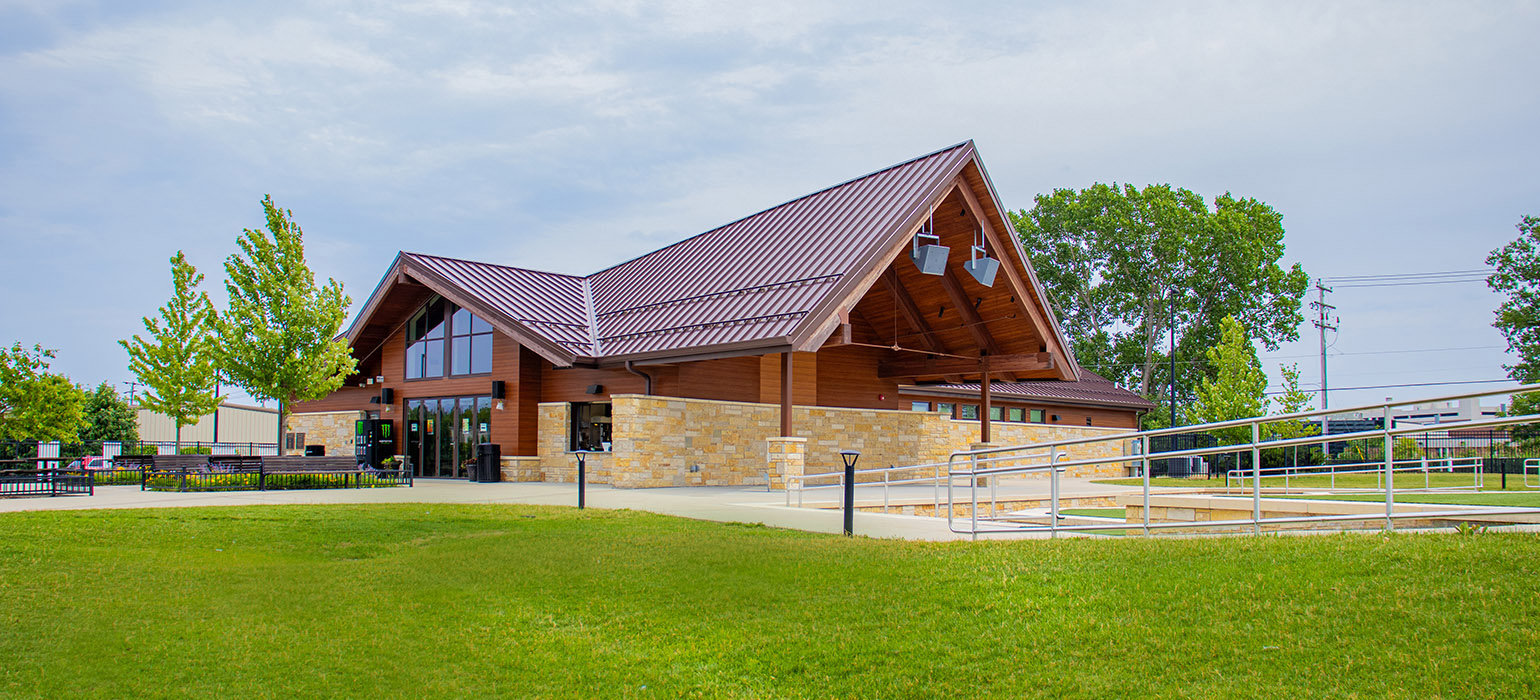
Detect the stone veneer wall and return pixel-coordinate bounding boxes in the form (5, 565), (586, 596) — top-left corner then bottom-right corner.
(533, 395), (1134, 489)
(284, 411), (362, 457)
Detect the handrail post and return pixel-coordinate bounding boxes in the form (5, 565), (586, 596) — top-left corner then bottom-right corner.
(1141, 437), (1150, 537)
(969, 453), (979, 540)
(1383, 404), (1395, 531)
(1251, 423), (1262, 535)
(1049, 449), (1059, 539)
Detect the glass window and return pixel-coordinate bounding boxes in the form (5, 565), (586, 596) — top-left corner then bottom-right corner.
(1031, 409), (1045, 423)
(1009, 407), (1025, 422)
(958, 404), (978, 420)
(937, 403), (954, 417)
(406, 297), (448, 379)
(450, 304), (494, 376)
(570, 402), (613, 452)
(911, 401), (931, 412)
(990, 406), (1003, 421)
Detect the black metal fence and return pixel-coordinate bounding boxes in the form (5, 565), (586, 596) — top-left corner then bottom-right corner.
(0, 469), (94, 498)
(1, 440), (279, 464)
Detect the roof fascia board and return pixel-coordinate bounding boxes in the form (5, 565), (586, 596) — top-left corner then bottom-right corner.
(788, 143), (977, 353)
(401, 256), (579, 368)
(599, 340), (796, 368)
(343, 252), (407, 344)
(965, 156), (1084, 380)
(949, 167), (1079, 381)
(896, 385), (1154, 410)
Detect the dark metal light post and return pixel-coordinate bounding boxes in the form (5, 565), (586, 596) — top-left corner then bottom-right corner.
(840, 450), (860, 537)
(575, 450), (590, 509)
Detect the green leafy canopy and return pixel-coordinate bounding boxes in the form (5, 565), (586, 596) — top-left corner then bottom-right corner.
(214, 195), (356, 438)
(1011, 183), (1310, 407)
(0, 342), (84, 442)
(119, 251), (222, 446)
(1186, 316), (1268, 444)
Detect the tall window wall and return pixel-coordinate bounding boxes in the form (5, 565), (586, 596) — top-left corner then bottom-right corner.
(407, 297), (494, 379)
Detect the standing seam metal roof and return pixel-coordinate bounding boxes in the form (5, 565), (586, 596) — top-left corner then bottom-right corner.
(386, 142), (980, 361)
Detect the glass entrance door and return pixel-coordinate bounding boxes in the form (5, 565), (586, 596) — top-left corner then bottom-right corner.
(404, 395), (490, 478)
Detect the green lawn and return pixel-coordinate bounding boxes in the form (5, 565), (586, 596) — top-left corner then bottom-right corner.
(1059, 507), (1125, 519)
(3, 505), (1539, 698)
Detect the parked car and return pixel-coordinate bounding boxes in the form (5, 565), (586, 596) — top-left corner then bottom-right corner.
(74, 456), (115, 470)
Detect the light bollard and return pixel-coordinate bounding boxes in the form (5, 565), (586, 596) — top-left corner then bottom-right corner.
(840, 450), (860, 537)
(576, 450), (588, 509)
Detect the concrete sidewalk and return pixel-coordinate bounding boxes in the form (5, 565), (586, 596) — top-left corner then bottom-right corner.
(0, 477), (1147, 541)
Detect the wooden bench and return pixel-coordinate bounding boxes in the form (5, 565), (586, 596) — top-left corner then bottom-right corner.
(261, 456), (362, 473)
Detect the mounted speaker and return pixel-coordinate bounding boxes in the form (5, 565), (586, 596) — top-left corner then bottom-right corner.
(380, 387), (394, 405)
(491, 380), (506, 399)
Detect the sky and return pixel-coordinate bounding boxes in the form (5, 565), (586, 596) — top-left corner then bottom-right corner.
(1, 0), (1536, 415)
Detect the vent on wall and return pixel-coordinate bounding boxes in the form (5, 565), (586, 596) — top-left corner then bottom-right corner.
(491, 380), (506, 399)
(380, 387), (394, 405)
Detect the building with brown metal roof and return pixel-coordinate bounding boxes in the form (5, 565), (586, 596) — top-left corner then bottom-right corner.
(291, 141), (1153, 486)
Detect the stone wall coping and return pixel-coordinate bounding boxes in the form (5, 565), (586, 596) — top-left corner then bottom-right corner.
(536, 395), (1135, 434)
(289, 410), (365, 417)
(765, 436), (808, 443)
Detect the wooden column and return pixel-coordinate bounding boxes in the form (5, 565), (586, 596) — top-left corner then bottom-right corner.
(980, 361), (992, 444)
(780, 351), (793, 437)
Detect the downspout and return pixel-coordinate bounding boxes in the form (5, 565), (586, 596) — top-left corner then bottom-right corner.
(624, 361), (654, 396)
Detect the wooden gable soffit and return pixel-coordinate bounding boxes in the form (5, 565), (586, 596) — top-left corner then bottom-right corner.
(878, 352), (1054, 379)
(400, 257), (578, 368)
(789, 144), (977, 352)
(950, 174), (1076, 381)
(878, 273), (944, 353)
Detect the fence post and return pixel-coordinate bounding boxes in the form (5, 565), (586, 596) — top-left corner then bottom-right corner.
(1252, 423), (1262, 535)
(576, 451), (587, 509)
(1384, 404), (1395, 531)
(179, 466), (187, 493)
(969, 453), (979, 541)
(1049, 449), (1059, 539)
(259, 463), (266, 491)
(1141, 437), (1150, 537)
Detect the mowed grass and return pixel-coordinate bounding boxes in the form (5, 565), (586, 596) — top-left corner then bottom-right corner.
(3, 505), (1539, 698)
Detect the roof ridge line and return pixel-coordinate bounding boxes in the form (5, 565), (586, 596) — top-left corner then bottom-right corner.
(402, 251), (586, 280)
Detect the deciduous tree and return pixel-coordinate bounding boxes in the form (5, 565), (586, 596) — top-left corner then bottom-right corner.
(120, 252), (222, 450)
(214, 196), (356, 448)
(1012, 184), (1310, 409)
(0, 343), (84, 443)
(1488, 214), (1540, 439)
(1186, 316), (1269, 445)
(78, 382), (139, 446)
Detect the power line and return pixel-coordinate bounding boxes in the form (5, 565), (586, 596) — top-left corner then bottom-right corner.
(1264, 378), (1515, 396)
(1324, 269), (1487, 282)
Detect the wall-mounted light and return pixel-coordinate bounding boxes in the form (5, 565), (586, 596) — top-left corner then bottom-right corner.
(963, 227), (999, 287)
(910, 207), (948, 276)
(495, 400), (505, 411)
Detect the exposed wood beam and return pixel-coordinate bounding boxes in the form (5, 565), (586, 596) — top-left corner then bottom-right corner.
(780, 351), (793, 437)
(938, 267), (1014, 380)
(878, 352), (1054, 379)
(951, 175), (1075, 381)
(878, 273), (943, 353)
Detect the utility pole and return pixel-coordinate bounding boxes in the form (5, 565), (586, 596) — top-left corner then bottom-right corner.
(122, 381), (140, 406)
(1169, 290), (1178, 428)
(1311, 279), (1337, 462)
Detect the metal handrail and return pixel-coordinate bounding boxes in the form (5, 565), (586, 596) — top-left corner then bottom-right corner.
(1223, 457), (1484, 494)
(937, 384), (1540, 538)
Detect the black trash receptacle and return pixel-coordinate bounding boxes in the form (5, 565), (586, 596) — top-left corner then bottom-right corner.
(304, 445), (325, 457)
(476, 443), (501, 483)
